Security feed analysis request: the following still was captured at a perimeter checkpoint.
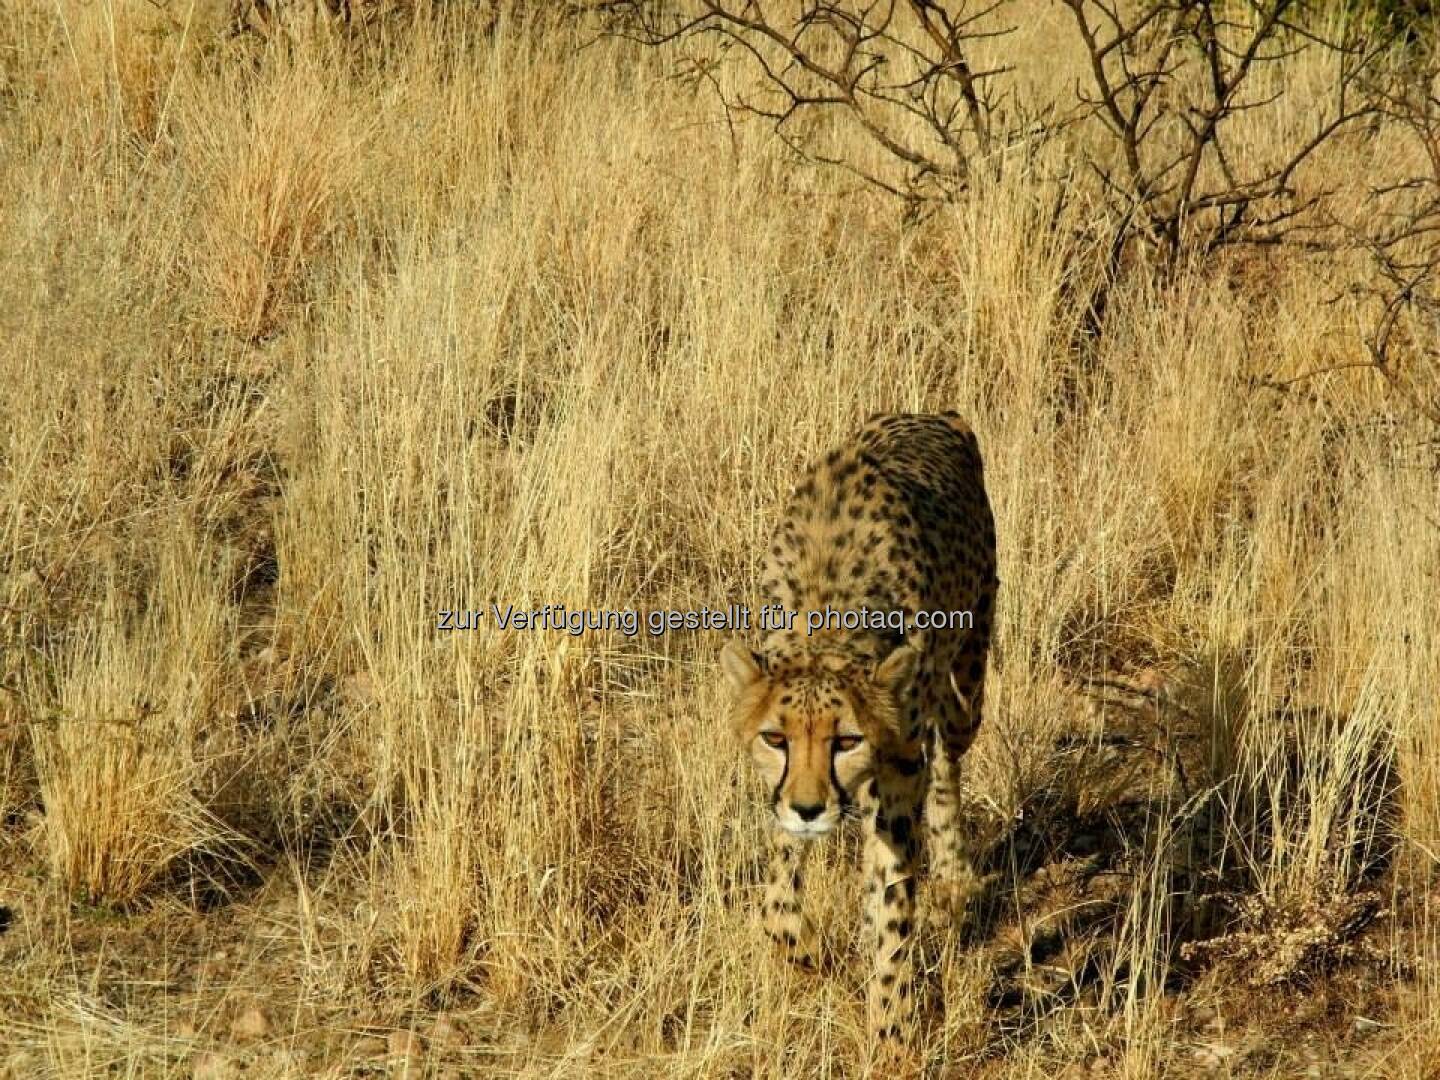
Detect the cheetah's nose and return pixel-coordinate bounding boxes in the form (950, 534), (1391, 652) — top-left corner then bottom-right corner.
(792, 802), (825, 822)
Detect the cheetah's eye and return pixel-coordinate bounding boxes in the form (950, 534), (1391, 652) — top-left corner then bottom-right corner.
(832, 735), (863, 753)
(759, 731), (787, 749)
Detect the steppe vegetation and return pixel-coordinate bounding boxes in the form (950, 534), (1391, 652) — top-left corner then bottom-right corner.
(1, 0), (1437, 1075)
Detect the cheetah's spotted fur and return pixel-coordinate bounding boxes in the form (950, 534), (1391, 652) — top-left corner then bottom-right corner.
(721, 411), (998, 1052)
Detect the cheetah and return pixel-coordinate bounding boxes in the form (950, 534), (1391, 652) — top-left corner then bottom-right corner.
(720, 411), (998, 1052)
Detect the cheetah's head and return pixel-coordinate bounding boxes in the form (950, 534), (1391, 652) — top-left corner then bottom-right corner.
(719, 639), (919, 838)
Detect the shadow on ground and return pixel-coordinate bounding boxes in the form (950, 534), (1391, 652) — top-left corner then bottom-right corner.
(930, 666), (1401, 1046)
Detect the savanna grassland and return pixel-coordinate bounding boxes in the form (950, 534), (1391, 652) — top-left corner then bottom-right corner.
(1, 0), (1438, 1076)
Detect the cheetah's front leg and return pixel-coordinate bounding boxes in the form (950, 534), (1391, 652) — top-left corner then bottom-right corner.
(925, 702), (981, 926)
(863, 764), (924, 1047)
(763, 824), (819, 969)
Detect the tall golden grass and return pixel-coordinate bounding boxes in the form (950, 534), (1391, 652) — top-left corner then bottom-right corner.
(1, 1), (1437, 1076)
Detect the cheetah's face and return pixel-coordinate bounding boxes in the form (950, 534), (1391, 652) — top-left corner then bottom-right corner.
(720, 640), (918, 838)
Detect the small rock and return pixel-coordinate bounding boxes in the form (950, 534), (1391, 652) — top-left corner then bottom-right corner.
(344, 670), (377, 707)
(1133, 667), (1168, 695)
(388, 1029), (423, 1055)
(354, 1034), (388, 1059)
(230, 1005), (270, 1042)
(427, 1012), (465, 1050)
(388, 1029), (423, 1074)
(1353, 1016), (1387, 1034)
(192, 1051), (239, 1080)
(1192, 1042), (1238, 1068)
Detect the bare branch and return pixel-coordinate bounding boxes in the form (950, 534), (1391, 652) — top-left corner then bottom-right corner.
(598, 0), (1040, 202)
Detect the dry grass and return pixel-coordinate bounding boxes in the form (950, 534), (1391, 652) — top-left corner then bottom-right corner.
(1, 1), (1438, 1077)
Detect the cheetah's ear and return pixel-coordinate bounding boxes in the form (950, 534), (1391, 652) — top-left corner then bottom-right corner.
(873, 644), (920, 694)
(720, 639), (765, 694)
